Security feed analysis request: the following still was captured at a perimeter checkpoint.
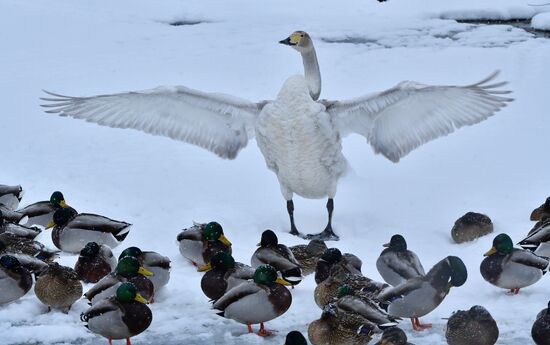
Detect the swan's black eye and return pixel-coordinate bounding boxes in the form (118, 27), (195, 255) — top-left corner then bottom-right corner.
(300, 34), (304, 37)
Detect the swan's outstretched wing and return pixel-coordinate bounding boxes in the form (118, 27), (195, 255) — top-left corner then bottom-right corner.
(324, 71), (513, 162)
(41, 87), (267, 159)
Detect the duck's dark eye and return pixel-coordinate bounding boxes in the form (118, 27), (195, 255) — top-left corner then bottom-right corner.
(300, 34), (304, 37)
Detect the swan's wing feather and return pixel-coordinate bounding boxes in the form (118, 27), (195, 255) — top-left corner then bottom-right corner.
(325, 71), (513, 162)
(41, 87), (265, 159)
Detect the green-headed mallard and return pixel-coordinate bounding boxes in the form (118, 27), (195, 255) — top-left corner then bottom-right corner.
(81, 282), (152, 345)
(0, 232), (58, 261)
(85, 256), (153, 305)
(75, 242), (117, 283)
(119, 246), (171, 291)
(17, 191), (75, 227)
(0, 184), (23, 210)
(377, 256), (467, 331)
(251, 230), (302, 285)
(212, 264), (291, 336)
(34, 262), (82, 311)
(519, 218), (550, 257)
(290, 239), (327, 276)
(0, 210), (42, 239)
(481, 233), (548, 294)
(0, 255), (33, 305)
(177, 222), (232, 268)
(376, 235), (425, 287)
(446, 305), (498, 345)
(315, 264), (387, 309)
(532, 301), (550, 345)
(47, 207), (131, 253)
(199, 251), (255, 300)
(531, 197), (550, 221)
(374, 327), (414, 345)
(315, 248), (362, 285)
(308, 302), (380, 345)
(285, 331), (308, 345)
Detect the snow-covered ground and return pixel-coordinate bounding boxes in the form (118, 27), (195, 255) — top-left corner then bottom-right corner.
(1, 0), (550, 344)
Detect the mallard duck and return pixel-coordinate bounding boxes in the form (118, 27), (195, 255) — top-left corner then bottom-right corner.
(315, 248), (362, 285)
(0, 255), (33, 305)
(376, 235), (425, 287)
(85, 256), (153, 305)
(0, 210), (42, 239)
(0, 184), (23, 210)
(42, 31), (512, 241)
(75, 242), (117, 283)
(47, 207), (131, 253)
(531, 197), (550, 221)
(446, 305), (498, 345)
(285, 331), (308, 345)
(251, 229), (302, 285)
(212, 264), (291, 336)
(199, 251), (255, 300)
(315, 264), (387, 309)
(17, 191), (75, 227)
(532, 301), (550, 345)
(119, 246), (171, 291)
(81, 282), (152, 345)
(34, 262), (82, 311)
(377, 256), (467, 331)
(374, 327), (414, 345)
(177, 222), (232, 268)
(308, 302), (380, 345)
(481, 233), (548, 294)
(0, 232), (58, 261)
(519, 218), (550, 257)
(290, 239), (327, 276)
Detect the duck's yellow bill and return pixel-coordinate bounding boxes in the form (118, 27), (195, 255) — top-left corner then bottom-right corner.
(45, 220), (55, 229)
(382, 243), (390, 248)
(134, 293), (148, 304)
(484, 247), (497, 256)
(60, 200), (67, 208)
(276, 277), (291, 286)
(219, 234), (232, 247)
(138, 266), (153, 277)
(197, 263), (212, 272)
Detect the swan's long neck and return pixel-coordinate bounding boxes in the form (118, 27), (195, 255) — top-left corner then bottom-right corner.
(301, 48), (321, 101)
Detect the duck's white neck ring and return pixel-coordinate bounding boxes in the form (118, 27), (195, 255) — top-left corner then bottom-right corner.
(301, 49), (321, 101)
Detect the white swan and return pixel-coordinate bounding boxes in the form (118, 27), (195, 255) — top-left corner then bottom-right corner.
(41, 31), (513, 241)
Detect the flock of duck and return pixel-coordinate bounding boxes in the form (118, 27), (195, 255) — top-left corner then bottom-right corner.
(3, 184), (549, 344)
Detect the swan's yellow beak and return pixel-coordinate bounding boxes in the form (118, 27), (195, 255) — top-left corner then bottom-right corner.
(138, 266), (153, 277)
(134, 293), (148, 304)
(279, 33), (300, 46)
(484, 247), (497, 256)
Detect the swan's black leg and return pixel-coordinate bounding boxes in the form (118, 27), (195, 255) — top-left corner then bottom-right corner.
(306, 198), (339, 241)
(287, 200), (302, 237)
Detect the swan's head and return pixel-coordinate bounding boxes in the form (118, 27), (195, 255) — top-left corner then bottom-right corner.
(279, 31), (313, 53)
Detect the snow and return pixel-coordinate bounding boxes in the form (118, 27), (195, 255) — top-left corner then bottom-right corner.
(1, 0), (550, 344)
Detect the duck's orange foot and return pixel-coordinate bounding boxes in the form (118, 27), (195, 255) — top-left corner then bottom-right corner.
(191, 261), (198, 267)
(507, 288), (520, 295)
(257, 323), (274, 337)
(411, 317), (432, 331)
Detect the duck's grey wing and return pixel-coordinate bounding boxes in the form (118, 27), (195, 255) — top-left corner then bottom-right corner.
(376, 278), (424, 302)
(254, 248), (300, 271)
(41, 87), (266, 159)
(0, 206), (26, 224)
(324, 71), (513, 162)
(232, 262), (255, 280)
(337, 296), (396, 324)
(84, 274), (120, 301)
(142, 251), (171, 269)
(0, 185), (23, 210)
(510, 249), (549, 270)
(176, 226), (203, 242)
(212, 282), (261, 311)
(519, 220), (550, 249)
(81, 297), (119, 321)
(0, 222), (41, 239)
(16, 202), (56, 227)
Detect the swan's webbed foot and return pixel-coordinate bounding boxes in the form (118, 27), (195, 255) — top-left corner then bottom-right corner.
(289, 225), (307, 239)
(306, 225), (339, 241)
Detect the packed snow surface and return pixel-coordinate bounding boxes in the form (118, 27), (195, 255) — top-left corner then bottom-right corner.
(1, 0), (550, 344)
